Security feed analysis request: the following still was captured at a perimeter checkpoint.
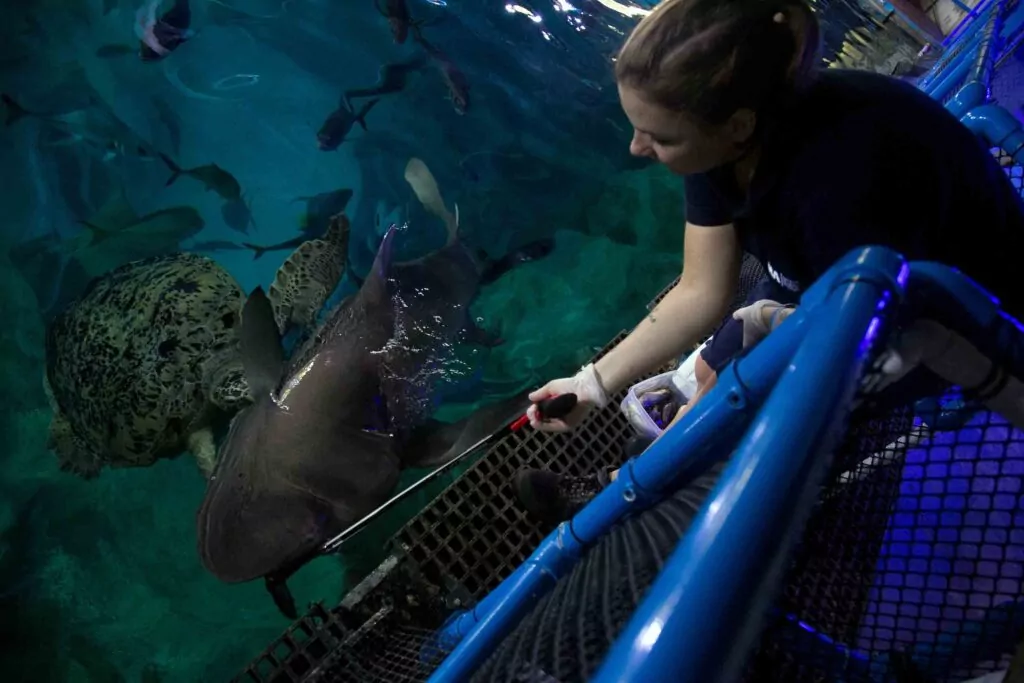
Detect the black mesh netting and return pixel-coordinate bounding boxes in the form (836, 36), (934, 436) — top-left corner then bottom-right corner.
(468, 463), (725, 683)
(466, 392), (1024, 683)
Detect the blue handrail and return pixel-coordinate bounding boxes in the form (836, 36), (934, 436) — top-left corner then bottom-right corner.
(591, 247), (907, 683)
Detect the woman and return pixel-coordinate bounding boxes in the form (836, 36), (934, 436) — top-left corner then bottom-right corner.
(514, 0), (1024, 524)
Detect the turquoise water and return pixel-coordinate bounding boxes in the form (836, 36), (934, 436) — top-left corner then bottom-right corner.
(0, 1), (924, 680)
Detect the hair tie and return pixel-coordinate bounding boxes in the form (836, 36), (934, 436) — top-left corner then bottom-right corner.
(773, 11), (786, 23)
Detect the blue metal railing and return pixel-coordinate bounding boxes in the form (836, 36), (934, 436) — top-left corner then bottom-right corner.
(424, 245), (1024, 682)
(592, 249), (907, 683)
(918, 0), (1024, 163)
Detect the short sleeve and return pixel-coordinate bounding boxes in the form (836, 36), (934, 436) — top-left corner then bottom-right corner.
(683, 172), (734, 227)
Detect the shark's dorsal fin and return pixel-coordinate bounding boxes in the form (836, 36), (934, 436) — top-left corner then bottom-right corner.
(404, 157), (458, 245)
(240, 287), (285, 399)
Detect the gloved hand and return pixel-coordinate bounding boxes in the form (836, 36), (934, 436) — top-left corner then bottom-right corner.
(527, 363), (610, 433)
(732, 299), (797, 348)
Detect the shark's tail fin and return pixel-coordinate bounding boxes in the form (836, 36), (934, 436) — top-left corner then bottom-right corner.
(404, 157), (458, 245)
(2, 94), (30, 126)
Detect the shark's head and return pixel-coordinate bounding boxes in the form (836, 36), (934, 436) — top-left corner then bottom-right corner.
(196, 402), (332, 582)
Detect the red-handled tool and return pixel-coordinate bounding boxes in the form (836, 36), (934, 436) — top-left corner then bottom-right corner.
(509, 392), (579, 431)
(321, 393), (578, 553)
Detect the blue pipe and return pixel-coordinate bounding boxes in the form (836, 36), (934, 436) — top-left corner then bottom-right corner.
(765, 608), (877, 682)
(906, 261), (1024, 380)
(927, 54), (976, 103)
(592, 247), (908, 683)
(945, 7), (1002, 117)
(961, 104), (1024, 162)
(1000, 1), (1024, 49)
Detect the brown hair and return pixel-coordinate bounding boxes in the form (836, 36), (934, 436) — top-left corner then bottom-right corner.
(615, 0), (822, 125)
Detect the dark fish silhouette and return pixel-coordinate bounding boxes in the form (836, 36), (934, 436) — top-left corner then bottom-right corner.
(344, 55), (429, 105)
(412, 27), (469, 114)
(221, 197), (255, 234)
(374, 0), (440, 43)
(190, 239), (247, 252)
(159, 153), (242, 201)
(243, 188), (353, 259)
(317, 98), (379, 151)
(2, 94), (157, 161)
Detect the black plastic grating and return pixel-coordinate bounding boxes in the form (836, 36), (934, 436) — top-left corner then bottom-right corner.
(309, 613), (449, 683)
(234, 604), (353, 683)
(389, 329), (656, 600)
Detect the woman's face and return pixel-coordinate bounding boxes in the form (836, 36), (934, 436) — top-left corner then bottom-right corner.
(618, 83), (752, 176)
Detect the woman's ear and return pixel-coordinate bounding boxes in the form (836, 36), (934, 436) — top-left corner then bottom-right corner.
(726, 108), (757, 146)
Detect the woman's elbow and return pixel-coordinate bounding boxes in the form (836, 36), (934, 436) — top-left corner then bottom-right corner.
(673, 273), (735, 320)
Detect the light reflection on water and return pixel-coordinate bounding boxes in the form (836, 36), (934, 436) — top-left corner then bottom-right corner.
(368, 282), (481, 429)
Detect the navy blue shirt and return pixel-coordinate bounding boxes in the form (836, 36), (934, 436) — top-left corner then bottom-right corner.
(684, 69), (1024, 317)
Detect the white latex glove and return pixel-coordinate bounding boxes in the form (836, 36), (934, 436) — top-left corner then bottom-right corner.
(527, 363), (610, 433)
(732, 299), (798, 348)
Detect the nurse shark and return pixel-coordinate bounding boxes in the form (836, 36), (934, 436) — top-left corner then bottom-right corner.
(196, 158), (551, 614)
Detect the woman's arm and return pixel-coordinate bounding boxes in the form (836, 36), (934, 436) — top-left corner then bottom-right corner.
(594, 221), (741, 394)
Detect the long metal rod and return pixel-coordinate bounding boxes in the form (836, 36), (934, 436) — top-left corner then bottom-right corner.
(320, 428), (507, 554)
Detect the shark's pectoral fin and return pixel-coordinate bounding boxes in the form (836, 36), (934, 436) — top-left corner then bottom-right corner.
(398, 393), (531, 469)
(397, 419), (465, 469)
(293, 428), (402, 521)
(240, 287), (285, 398)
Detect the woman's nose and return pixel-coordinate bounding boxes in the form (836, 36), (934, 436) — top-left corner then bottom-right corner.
(629, 132), (650, 158)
